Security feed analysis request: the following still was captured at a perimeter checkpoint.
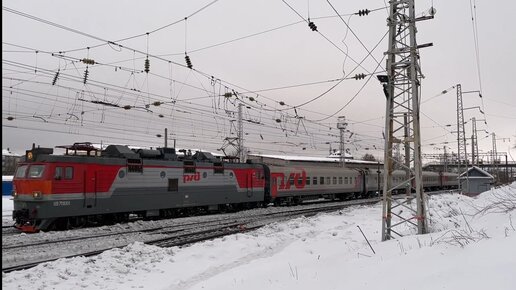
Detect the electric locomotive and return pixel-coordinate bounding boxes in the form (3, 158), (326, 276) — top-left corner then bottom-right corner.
(12, 142), (265, 232)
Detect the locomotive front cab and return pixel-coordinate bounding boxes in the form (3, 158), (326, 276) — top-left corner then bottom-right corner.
(13, 163), (52, 198)
(12, 146), (55, 232)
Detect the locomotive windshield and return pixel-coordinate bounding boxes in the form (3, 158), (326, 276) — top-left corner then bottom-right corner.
(27, 165), (45, 178)
(15, 165), (28, 178)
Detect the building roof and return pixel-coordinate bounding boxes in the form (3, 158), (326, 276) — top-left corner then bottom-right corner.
(248, 153), (381, 165)
(2, 149), (21, 157)
(2, 176), (13, 181)
(458, 166), (494, 179)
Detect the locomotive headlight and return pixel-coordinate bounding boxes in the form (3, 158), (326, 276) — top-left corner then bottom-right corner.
(32, 191), (42, 199)
(11, 191), (17, 197)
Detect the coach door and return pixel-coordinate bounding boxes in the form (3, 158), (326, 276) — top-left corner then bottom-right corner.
(269, 172), (283, 199)
(360, 170), (367, 195)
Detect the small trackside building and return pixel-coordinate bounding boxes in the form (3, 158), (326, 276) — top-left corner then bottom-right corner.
(458, 166), (494, 196)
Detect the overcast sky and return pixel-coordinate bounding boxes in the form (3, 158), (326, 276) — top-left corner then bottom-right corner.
(2, 0), (515, 162)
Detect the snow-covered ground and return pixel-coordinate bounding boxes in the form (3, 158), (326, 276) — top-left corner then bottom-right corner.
(3, 183), (516, 290)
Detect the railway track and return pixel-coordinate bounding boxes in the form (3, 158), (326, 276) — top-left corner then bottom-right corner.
(2, 197), (379, 273)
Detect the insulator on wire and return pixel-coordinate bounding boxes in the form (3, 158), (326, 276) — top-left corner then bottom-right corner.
(123, 105), (131, 110)
(144, 57), (150, 73)
(224, 92), (232, 98)
(354, 73), (366, 80)
(279, 101), (285, 106)
(152, 101), (161, 106)
(81, 58), (95, 65)
(83, 67), (89, 84)
(358, 9), (370, 16)
(185, 54), (193, 69)
(308, 20), (317, 31)
(52, 69), (60, 85)
(275, 118), (281, 123)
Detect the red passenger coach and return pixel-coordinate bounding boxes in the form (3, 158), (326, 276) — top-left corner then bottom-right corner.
(265, 164), (363, 205)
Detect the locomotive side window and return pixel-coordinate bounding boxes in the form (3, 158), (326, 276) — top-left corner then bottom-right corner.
(289, 176), (294, 186)
(306, 176), (310, 185)
(15, 165), (28, 178)
(313, 177), (318, 185)
(65, 167), (73, 180)
(184, 160), (196, 174)
(127, 158), (143, 173)
(55, 167), (63, 180)
(28, 165), (45, 178)
(55, 166), (73, 180)
(213, 162), (224, 174)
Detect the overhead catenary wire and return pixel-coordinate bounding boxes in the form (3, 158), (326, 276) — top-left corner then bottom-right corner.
(2, 6), (388, 126)
(325, 0), (382, 67)
(3, 4), (398, 157)
(280, 0), (372, 74)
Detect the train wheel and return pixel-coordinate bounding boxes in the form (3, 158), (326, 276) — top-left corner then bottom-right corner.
(52, 218), (69, 231)
(69, 216), (87, 229)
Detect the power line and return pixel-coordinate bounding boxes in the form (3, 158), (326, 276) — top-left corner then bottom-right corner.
(280, 0), (371, 74)
(325, 0), (382, 67)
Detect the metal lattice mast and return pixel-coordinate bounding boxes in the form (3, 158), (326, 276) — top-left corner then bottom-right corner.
(337, 116), (347, 167)
(456, 84), (470, 192)
(471, 117), (478, 166)
(237, 103), (244, 162)
(219, 104), (244, 162)
(443, 146), (448, 172)
(381, 0), (432, 241)
(492, 133), (498, 182)
(456, 84), (468, 176)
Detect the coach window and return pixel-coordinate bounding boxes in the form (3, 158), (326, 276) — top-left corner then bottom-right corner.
(306, 176), (311, 185)
(333, 177), (337, 184)
(55, 167), (63, 180)
(344, 177), (348, 184)
(313, 177), (318, 185)
(289, 176), (294, 186)
(326, 177), (330, 185)
(65, 167), (74, 180)
(320, 177), (324, 184)
(339, 177), (343, 184)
